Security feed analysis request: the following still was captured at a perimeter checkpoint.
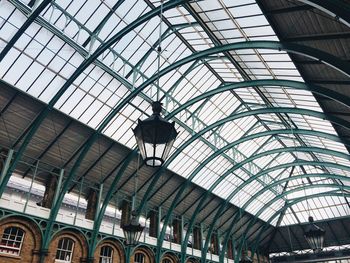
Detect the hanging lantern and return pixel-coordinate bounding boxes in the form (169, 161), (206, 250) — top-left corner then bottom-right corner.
(239, 250), (253, 263)
(122, 211), (144, 246)
(133, 101), (178, 167)
(304, 216), (325, 252)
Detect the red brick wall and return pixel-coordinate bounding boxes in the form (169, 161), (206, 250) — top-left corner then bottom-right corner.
(0, 216), (41, 263)
(162, 253), (178, 263)
(46, 230), (88, 263)
(131, 247), (154, 263)
(93, 240), (124, 263)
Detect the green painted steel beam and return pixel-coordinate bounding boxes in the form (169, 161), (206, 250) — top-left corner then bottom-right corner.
(32, 2), (191, 261)
(148, 107), (350, 263)
(88, 151), (137, 258)
(82, 0), (125, 47)
(0, 149), (14, 186)
(0, 0), (52, 61)
(298, 0), (350, 27)
(202, 156), (350, 262)
(2, 3), (350, 258)
(229, 176), (350, 259)
(222, 169), (350, 256)
(249, 192), (350, 257)
(167, 79), (350, 119)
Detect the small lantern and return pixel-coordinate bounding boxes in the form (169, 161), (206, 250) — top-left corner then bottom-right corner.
(122, 211), (144, 246)
(133, 101), (178, 167)
(239, 250), (253, 263)
(304, 216), (325, 252)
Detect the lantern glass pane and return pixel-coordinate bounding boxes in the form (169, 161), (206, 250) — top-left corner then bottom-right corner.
(162, 139), (175, 160)
(144, 143), (154, 159)
(155, 143), (166, 159)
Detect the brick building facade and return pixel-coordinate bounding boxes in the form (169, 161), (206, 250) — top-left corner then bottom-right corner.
(0, 216), (162, 263)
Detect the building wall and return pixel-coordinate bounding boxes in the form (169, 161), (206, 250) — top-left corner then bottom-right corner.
(47, 230), (88, 263)
(131, 246), (154, 263)
(0, 216), (41, 263)
(0, 216), (257, 263)
(93, 239), (124, 263)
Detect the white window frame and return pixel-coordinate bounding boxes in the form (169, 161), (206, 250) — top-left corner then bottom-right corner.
(0, 227), (25, 256)
(99, 245), (113, 263)
(55, 237), (74, 263)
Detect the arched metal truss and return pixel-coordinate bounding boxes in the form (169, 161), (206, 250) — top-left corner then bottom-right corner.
(186, 146), (350, 263)
(249, 191), (350, 258)
(148, 107), (350, 263)
(219, 175), (350, 262)
(0, 0), (350, 262)
(2, 38), (349, 258)
(222, 191), (350, 262)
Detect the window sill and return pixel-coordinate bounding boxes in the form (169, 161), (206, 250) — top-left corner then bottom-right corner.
(0, 252), (21, 260)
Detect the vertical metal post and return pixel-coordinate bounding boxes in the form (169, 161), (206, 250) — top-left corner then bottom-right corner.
(181, 215), (184, 243)
(132, 195), (136, 210)
(232, 238), (236, 262)
(24, 160), (39, 212)
(53, 169), (64, 206)
(73, 176), (84, 225)
(158, 207), (162, 237)
(112, 195), (118, 235)
(95, 183), (103, 221)
(217, 230), (221, 257)
(125, 245), (132, 263)
(170, 213), (172, 250)
(0, 149), (14, 186)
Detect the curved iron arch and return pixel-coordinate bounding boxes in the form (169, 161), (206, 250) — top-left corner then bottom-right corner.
(1, 0), (349, 261)
(2, 41), (347, 243)
(79, 78), (350, 261)
(200, 160), (350, 262)
(182, 146), (350, 262)
(298, 0), (350, 27)
(174, 127), (350, 261)
(220, 173), (350, 261)
(2, 2), (191, 259)
(249, 191), (350, 258)
(150, 107), (350, 262)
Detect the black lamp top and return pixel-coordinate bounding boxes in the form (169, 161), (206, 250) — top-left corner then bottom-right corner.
(152, 101), (162, 115)
(308, 216), (314, 223)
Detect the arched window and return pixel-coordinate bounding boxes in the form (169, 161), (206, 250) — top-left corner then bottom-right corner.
(55, 237), (74, 263)
(0, 227), (25, 256)
(163, 258), (172, 263)
(99, 245), (113, 263)
(134, 252), (145, 263)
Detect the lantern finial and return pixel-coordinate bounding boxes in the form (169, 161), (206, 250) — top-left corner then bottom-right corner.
(152, 101), (162, 115)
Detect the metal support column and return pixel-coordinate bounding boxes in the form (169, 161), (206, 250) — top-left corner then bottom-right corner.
(0, 149), (14, 188)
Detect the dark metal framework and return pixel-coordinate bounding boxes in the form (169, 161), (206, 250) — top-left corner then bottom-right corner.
(0, 0), (349, 262)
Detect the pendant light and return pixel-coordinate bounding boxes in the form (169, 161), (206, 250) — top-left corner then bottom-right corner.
(133, 0), (178, 167)
(122, 210), (144, 246)
(302, 180), (325, 252)
(304, 216), (325, 252)
(122, 154), (144, 245)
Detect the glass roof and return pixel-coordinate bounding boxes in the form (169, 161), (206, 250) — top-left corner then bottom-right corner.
(1, 0), (350, 226)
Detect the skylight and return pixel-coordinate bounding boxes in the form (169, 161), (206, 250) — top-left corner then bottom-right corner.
(0, 0), (349, 226)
